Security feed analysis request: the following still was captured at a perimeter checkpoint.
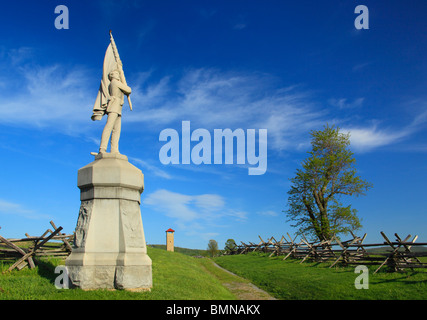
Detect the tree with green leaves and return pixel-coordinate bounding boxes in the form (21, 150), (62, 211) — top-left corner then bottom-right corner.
(224, 239), (237, 252)
(207, 239), (219, 257)
(285, 124), (372, 241)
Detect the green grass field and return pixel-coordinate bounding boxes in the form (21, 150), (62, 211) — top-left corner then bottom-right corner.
(214, 252), (427, 300)
(0, 247), (235, 300)
(2, 247), (427, 300)
(148, 244), (208, 257)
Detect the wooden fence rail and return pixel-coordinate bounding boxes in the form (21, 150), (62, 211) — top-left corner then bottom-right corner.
(223, 231), (427, 273)
(0, 221), (74, 272)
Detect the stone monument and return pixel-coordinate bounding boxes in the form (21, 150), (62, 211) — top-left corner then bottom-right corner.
(65, 31), (152, 291)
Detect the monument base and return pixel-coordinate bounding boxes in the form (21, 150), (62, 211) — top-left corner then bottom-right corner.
(65, 153), (152, 290)
(66, 259), (152, 290)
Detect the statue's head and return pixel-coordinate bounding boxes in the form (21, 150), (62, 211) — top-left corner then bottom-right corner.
(108, 69), (120, 81)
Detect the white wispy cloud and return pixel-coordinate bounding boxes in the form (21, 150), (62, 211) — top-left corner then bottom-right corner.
(232, 13), (248, 30)
(352, 62), (372, 72)
(344, 126), (407, 152)
(257, 210), (279, 217)
(143, 189), (248, 231)
(127, 68), (427, 154)
(129, 157), (173, 179)
(329, 97), (365, 109)
(233, 23), (247, 30)
(144, 189), (198, 222)
(7, 47), (34, 65)
(0, 58), (94, 131)
(128, 68), (325, 152)
(3, 47), (426, 156)
(343, 110), (427, 152)
(0, 199), (49, 220)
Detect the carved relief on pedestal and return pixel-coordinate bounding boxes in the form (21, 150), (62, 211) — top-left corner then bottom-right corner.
(120, 200), (144, 248)
(74, 200), (93, 248)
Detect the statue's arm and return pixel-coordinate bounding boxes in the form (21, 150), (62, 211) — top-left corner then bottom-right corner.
(111, 79), (132, 95)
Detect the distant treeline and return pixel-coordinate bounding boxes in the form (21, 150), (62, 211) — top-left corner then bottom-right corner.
(148, 244), (209, 257)
(366, 246), (427, 254)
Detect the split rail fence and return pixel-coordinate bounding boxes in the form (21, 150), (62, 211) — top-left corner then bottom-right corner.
(224, 231), (427, 273)
(0, 221), (74, 272)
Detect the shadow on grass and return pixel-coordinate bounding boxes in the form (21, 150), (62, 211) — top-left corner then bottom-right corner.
(35, 258), (59, 285)
(373, 272), (427, 285)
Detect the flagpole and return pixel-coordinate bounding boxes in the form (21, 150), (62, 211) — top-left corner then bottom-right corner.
(109, 30), (133, 111)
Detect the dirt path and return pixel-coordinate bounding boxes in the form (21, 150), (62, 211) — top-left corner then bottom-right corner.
(210, 261), (277, 300)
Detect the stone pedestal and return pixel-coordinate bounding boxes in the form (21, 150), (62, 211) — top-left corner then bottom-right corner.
(65, 153), (152, 290)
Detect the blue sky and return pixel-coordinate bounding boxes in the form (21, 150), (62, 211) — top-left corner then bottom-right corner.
(0, 1), (426, 249)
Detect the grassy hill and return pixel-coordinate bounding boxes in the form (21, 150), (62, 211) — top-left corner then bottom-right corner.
(2, 246), (427, 300)
(148, 244), (208, 257)
(0, 247), (235, 300)
(214, 252), (427, 300)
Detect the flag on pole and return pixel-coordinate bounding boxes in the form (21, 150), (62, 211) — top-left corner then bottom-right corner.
(109, 31), (133, 111)
(91, 43), (116, 121)
(91, 31), (132, 121)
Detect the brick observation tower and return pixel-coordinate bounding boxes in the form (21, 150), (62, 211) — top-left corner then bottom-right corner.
(166, 228), (175, 252)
